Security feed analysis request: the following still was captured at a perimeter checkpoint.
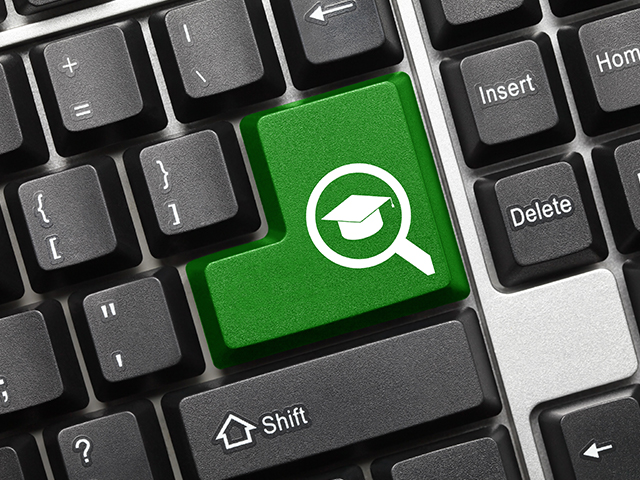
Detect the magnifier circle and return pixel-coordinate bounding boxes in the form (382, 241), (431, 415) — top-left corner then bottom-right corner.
(306, 163), (411, 269)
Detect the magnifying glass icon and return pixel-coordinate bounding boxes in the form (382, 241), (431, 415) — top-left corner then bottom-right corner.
(306, 163), (435, 276)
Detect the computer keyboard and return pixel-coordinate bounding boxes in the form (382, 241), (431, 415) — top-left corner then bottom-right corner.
(1, 0), (640, 479)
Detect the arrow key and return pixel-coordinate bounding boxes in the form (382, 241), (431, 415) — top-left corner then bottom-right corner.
(272, 0), (403, 89)
(540, 386), (640, 479)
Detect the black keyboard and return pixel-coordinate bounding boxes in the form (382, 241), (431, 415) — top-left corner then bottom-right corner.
(2, 1), (640, 480)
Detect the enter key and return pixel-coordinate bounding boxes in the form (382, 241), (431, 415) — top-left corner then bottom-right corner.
(187, 73), (468, 367)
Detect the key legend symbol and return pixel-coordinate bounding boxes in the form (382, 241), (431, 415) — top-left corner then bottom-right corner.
(59, 56), (79, 77)
(0, 376), (9, 408)
(46, 235), (64, 264)
(112, 351), (125, 371)
(100, 301), (117, 319)
(71, 102), (93, 120)
(305, 1), (357, 25)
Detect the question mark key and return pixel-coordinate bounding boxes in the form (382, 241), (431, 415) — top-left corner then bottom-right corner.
(44, 401), (171, 480)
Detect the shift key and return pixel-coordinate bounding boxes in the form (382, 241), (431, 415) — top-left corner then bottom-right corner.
(163, 310), (500, 480)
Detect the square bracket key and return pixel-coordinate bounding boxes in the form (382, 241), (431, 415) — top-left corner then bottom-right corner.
(5, 157), (141, 292)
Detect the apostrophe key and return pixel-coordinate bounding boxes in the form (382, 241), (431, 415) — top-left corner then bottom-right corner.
(0, 54), (48, 173)
(0, 435), (48, 480)
(30, 21), (166, 156)
(0, 208), (23, 304)
(0, 301), (87, 431)
(271, 0), (403, 89)
(442, 36), (574, 168)
(5, 158), (141, 293)
(163, 311), (500, 480)
(125, 126), (260, 257)
(475, 154), (607, 287)
(69, 267), (205, 401)
(420, 0), (541, 50)
(150, 0), (285, 123)
(560, 8), (640, 136)
(44, 400), (174, 480)
(371, 427), (521, 480)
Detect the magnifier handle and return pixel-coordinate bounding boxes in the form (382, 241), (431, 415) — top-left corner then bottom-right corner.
(397, 239), (435, 276)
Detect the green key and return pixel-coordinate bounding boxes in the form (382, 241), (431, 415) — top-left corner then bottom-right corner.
(187, 73), (469, 367)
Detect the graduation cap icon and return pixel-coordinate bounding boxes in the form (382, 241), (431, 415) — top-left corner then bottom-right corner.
(322, 195), (394, 241)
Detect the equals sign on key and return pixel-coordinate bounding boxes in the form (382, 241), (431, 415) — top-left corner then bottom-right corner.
(71, 102), (93, 120)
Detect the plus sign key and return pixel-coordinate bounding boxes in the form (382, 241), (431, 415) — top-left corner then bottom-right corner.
(187, 73), (469, 367)
(31, 21), (166, 156)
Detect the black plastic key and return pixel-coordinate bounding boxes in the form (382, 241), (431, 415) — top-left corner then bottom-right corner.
(371, 427), (521, 480)
(306, 466), (365, 480)
(541, 386), (640, 480)
(0, 301), (87, 430)
(272, 0), (403, 90)
(13, 0), (109, 15)
(69, 267), (204, 401)
(550, 0), (620, 17)
(125, 126), (260, 257)
(594, 138), (640, 253)
(151, 0), (285, 123)
(475, 154), (607, 287)
(0, 55), (48, 172)
(442, 36), (574, 168)
(44, 400), (174, 480)
(0, 435), (48, 480)
(31, 21), (165, 156)
(560, 9), (640, 136)
(420, 0), (541, 50)
(0, 2), (5, 22)
(5, 157), (141, 293)
(0, 209), (23, 304)
(164, 310), (500, 480)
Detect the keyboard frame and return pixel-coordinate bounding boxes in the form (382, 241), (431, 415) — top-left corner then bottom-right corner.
(0, 0), (639, 479)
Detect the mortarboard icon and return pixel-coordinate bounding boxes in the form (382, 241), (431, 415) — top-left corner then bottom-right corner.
(322, 195), (394, 241)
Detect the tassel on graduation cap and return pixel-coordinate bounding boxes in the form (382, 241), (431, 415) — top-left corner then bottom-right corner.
(322, 195), (394, 241)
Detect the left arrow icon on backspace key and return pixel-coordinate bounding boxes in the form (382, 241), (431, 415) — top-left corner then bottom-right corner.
(305, 1), (357, 25)
(581, 440), (615, 461)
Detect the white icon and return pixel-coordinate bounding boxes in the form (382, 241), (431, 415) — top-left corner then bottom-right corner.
(214, 413), (258, 452)
(34, 192), (52, 228)
(582, 440), (615, 461)
(305, 0), (357, 25)
(167, 202), (182, 228)
(59, 56), (79, 77)
(637, 172), (640, 185)
(100, 302), (117, 319)
(71, 102), (93, 120)
(307, 163), (435, 276)
(72, 436), (93, 467)
(0, 377), (9, 408)
(183, 24), (193, 44)
(156, 160), (171, 192)
(47, 235), (63, 264)
(112, 351), (125, 371)
(322, 195), (394, 240)
(193, 68), (209, 87)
